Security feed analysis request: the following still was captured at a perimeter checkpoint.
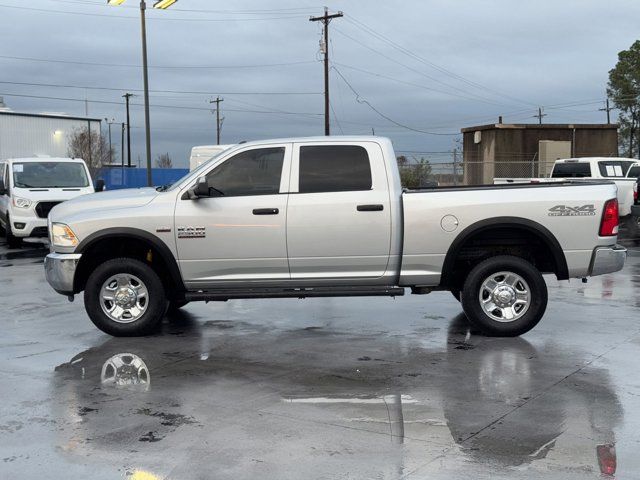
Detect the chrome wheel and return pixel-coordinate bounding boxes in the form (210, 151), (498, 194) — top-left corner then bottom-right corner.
(479, 271), (530, 323)
(101, 353), (150, 390)
(100, 274), (149, 323)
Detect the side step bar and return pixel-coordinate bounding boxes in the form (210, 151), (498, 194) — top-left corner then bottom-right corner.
(185, 285), (405, 302)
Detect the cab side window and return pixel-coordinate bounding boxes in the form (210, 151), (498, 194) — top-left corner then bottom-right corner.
(205, 147), (285, 197)
(299, 145), (372, 193)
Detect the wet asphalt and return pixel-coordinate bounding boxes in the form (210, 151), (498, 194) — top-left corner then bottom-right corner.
(1, 236), (640, 480)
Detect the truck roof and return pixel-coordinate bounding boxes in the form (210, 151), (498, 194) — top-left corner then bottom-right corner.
(232, 135), (391, 148)
(556, 157), (635, 163)
(3, 157), (87, 163)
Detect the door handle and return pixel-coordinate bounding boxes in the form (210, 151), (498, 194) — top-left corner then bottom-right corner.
(357, 204), (384, 212)
(252, 208), (279, 215)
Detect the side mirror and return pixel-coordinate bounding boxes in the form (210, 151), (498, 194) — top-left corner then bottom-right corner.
(95, 179), (105, 193)
(193, 176), (210, 198)
(0, 180), (6, 196)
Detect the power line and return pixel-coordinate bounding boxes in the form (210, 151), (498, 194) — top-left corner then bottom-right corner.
(344, 15), (536, 108)
(0, 80), (321, 96)
(0, 3), (310, 21)
(331, 66), (460, 136)
(0, 92), (323, 117)
(332, 27), (518, 110)
(0, 54), (317, 70)
(45, 0), (319, 14)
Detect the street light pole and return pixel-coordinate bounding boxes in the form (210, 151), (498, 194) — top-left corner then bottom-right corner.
(108, 0), (178, 182)
(140, 0), (153, 186)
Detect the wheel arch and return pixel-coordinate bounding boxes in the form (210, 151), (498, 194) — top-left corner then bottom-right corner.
(73, 227), (185, 297)
(440, 216), (569, 288)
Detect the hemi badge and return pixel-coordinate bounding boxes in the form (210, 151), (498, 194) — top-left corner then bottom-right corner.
(156, 227), (172, 233)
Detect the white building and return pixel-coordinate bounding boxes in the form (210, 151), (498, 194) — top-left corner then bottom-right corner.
(0, 102), (102, 160)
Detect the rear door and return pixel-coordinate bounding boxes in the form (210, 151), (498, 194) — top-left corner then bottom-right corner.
(286, 141), (392, 280)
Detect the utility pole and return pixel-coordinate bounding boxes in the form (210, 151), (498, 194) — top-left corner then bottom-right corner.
(123, 93), (133, 167)
(534, 107), (547, 124)
(121, 122), (125, 168)
(310, 7), (343, 136)
(599, 98), (613, 124)
(105, 118), (114, 164)
(210, 97), (224, 144)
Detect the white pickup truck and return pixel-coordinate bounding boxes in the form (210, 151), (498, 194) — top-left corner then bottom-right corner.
(0, 157), (100, 248)
(496, 157), (638, 218)
(44, 137), (626, 338)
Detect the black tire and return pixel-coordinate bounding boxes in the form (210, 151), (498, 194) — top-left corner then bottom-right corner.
(626, 215), (640, 238)
(5, 216), (23, 249)
(451, 290), (461, 302)
(460, 255), (547, 337)
(84, 258), (167, 337)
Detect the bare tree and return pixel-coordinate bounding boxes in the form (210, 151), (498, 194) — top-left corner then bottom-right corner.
(155, 152), (173, 168)
(67, 127), (112, 178)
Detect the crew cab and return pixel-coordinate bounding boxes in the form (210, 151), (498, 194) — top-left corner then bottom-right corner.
(0, 157), (100, 248)
(44, 137), (626, 338)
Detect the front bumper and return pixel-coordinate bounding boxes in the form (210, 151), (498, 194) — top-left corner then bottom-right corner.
(44, 252), (82, 295)
(10, 214), (47, 238)
(589, 245), (627, 277)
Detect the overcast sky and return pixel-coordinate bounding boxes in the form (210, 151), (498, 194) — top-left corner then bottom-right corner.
(1, 0), (639, 167)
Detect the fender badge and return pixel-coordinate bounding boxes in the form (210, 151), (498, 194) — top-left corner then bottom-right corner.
(177, 226), (206, 238)
(156, 227), (172, 233)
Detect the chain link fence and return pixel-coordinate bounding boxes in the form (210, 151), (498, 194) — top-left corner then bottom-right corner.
(399, 161), (559, 187)
(397, 151), (623, 187)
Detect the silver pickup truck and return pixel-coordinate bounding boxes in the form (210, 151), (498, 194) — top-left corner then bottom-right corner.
(44, 136), (626, 337)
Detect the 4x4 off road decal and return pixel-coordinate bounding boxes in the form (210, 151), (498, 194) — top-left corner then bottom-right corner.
(548, 204), (596, 217)
(177, 226), (206, 238)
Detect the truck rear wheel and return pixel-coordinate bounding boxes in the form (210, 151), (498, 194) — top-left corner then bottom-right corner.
(84, 258), (167, 337)
(460, 255), (547, 337)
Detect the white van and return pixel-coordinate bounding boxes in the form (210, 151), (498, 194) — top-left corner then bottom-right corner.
(189, 145), (234, 171)
(0, 157), (99, 248)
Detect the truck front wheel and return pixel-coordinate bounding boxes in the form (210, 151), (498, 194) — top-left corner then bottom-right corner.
(460, 255), (547, 337)
(84, 258), (167, 337)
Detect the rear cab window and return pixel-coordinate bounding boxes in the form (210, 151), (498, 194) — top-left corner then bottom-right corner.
(551, 162), (592, 178)
(298, 145), (372, 193)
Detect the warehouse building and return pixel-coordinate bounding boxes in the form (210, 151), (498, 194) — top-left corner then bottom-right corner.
(0, 100), (102, 160)
(461, 123), (619, 184)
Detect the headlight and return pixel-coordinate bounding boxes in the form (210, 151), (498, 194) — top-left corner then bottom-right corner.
(12, 196), (32, 208)
(51, 223), (79, 248)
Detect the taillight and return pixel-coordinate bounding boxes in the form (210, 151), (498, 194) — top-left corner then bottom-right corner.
(599, 198), (619, 236)
(634, 182), (638, 203)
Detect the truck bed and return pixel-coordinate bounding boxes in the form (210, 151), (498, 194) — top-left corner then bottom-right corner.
(399, 180), (618, 287)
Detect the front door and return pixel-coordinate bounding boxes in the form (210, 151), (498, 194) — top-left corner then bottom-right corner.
(175, 145), (291, 286)
(286, 142), (392, 280)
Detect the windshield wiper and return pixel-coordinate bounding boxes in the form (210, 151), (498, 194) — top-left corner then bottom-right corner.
(156, 184), (172, 192)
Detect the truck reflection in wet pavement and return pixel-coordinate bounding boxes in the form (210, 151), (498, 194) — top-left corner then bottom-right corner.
(53, 313), (622, 479)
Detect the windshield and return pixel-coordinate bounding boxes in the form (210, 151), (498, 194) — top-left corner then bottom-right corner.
(551, 162), (591, 178)
(166, 148), (232, 191)
(12, 162), (89, 188)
